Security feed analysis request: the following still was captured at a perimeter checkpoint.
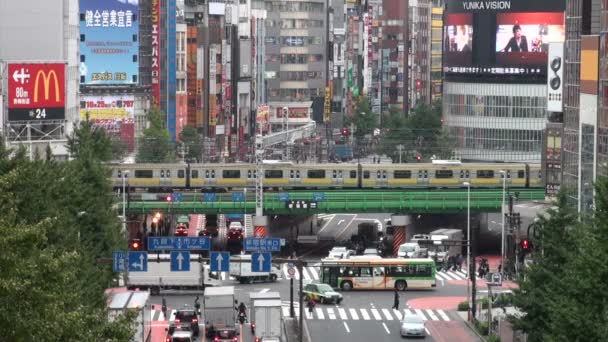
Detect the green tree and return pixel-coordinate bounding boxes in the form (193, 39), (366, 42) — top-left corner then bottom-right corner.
(137, 106), (174, 163)
(379, 106), (412, 161)
(179, 125), (204, 162)
(68, 119), (113, 161)
(347, 96), (377, 139)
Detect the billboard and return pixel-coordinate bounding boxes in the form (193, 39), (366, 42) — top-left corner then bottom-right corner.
(151, 0), (161, 105)
(7, 63), (66, 121)
(79, 0), (139, 85)
(547, 42), (564, 112)
(443, 0), (565, 83)
(80, 95), (135, 151)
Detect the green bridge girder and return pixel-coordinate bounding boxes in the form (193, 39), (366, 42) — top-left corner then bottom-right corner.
(123, 188), (545, 215)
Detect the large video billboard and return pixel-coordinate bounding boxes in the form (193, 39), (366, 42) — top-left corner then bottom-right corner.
(80, 95), (135, 151)
(7, 63), (66, 121)
(443, 0), (565, 83)
(79, 0), (139, 85)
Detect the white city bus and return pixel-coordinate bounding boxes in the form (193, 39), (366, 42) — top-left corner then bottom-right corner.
(320, 257), (437, 291)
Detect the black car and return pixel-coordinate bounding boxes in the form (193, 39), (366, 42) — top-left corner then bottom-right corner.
(168, 307), (199, 336)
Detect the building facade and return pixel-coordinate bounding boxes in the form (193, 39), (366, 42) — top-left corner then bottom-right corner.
(408, 0), (431, 110)
(430, 1), (443, 102)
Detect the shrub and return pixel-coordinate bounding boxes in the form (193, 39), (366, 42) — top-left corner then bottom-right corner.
(487, 335), (501, 342)
(457, 301), (469, 311)
(475, 320), (489, 335)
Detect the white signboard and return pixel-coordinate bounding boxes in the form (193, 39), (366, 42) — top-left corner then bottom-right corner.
(547, 42), (564, 112)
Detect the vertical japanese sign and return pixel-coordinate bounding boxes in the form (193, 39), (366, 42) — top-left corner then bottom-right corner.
(7, 63), (66, 121)
(79, 0), (139, 84)
(324, 86), (331, 123)
(151, 0), (161, 106)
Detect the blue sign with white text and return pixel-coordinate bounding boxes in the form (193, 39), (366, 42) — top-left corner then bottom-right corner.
(244, 238), (281, 252)
(172, 193), (183, 202)
(210, 251), (230, 272)
(113, 250), (126, 272)
(170, 251), (190, 272)
(232, 192), (245, 202)
(278, 193), (290, 202)
(203, 193), (217, 202)
(147, 236), (211, 251)
(251, 252), (271, 272)
(312, 192), (326, 201)
(128, 251), (148, 272)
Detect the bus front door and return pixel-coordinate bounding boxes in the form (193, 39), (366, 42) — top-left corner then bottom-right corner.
(373, 267), (386, 289)
(322, 267), (340, 288)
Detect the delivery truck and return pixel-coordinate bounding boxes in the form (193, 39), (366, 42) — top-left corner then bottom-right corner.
(229, 254), (281, 284)
(204, 286), (238, 341)
(428, 228), (464, 263)
(126, 254), (220, 294)
(252, 299), (282, 342)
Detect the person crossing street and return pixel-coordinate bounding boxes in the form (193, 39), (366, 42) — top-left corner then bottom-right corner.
(392, 289), (400, 310)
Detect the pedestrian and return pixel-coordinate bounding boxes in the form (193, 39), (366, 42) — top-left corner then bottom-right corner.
(307, 298), (315, 314)
(392, 289), (400, 310)
(498, 263), (502, 273)
(457, 254), (464, 271)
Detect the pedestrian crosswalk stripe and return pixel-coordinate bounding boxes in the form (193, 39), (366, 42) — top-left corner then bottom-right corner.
(437, 309), (450, 321)
(456, 270), (468, 278)
(315, 307), (325, 320)
(392, 309), (403, 320)
(415, 309), (427, 320)
(381, 308), (393, 320)
(338, 308), (348, 320)
(327, 308), (337, 320)
(360, 308), (371, 320)
(305, 310), (313, 319)
(349, 308), (359, 320)
(301, 267), (311, 281)
(308, 267), (319, 279)
(370, 308), (382, 320)
(435, 272), (448, 281)
(151, 309), (177, 322)
(427, 310), (439, 321)
(439, 272), (456, 280)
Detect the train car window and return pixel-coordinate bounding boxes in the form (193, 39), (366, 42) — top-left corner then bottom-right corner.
(253, 170), (257, 178)
(211, 170), (216, 178)
(350, 171), (357, 178)
(223, 170), (240, 178)
(466, 170), (470, 178)
(308, 170), (326, 178)
(178, 170), (185, 178)
(507, 170), (511, 178)
(332, 170), (337, 178)
(435, 170), (453, 179)
(191, 170), (199, 178)
(134, 170), (153, 178)
(117, 170), (122, 178)
(166, 170), (171, 178)
(248, 170), (252, 178)
(418, 170), (423, 178)
(296, 170), (300, 178)
(363, 171), (370, 179)
(382, 171), (387, 179)
(377, 171), (381, 178)
(423, 170), (428, 178)
(205, 170), (210, 178)
(265, 170), (283, 178)
(518, 170), (525, 178)
(339, 170), (343, 178)
(394, 170), (411, 179)
(538, 172), (542, 180)
(160, 170), (165, 178)
(476, 170), (494, 179)
(460, 170), (464, 178)
(290, 170), (294, 178)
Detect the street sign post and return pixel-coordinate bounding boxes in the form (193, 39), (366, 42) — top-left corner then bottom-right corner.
(113, 251), (127, 272)
(210, 251), (230, 272)
(148, 236), (211, 251)
(244, 237), (282, 252)
(251, 252), (271, 272)
(128, 251), (148, 272)
(170, 251), (190, 272)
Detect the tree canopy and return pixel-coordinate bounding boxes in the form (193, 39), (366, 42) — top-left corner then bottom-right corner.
(0, 125), (134, 340)
(347, 96), (377, 139)
(179, 125), (204, 162)
(137, 106), (175, 163)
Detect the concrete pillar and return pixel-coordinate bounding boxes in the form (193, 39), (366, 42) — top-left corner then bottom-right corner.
(391, 215), (411, 257)
(253, 215), (269, 238)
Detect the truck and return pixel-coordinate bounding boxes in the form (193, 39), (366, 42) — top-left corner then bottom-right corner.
(126, 254), (220, 294)
(252, 299), (282, 342)
(428, 228), (464, 263)
(229, 254), (281, 284)
(204, 286), (237, 341)
(106, 289), (151, 342)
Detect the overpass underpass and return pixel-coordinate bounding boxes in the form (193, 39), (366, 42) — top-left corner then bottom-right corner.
(123, 188), (545, 215)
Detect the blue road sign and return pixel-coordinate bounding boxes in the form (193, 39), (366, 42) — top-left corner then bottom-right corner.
(251, 252), (272, 272)
(203, 193), (217, 202)
(244, 238), (282, 252)
(147, 236), (211, 251)
(170, 251), (190, 272)
(172, 193), (183, 202)
(278, 193), (290, 202)
(128, 251), (148, 272)
(210, 251), (230, 272)
(312, 192), (326, 201)
(113, 251), (127, 272)
(232, 192), (245, 202)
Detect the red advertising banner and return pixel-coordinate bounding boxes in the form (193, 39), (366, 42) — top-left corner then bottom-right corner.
(151, 0), (161, 106)
(7, 63), (65, 121)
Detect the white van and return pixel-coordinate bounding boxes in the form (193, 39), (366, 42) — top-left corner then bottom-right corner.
(397, 243), (421, 258)
(229, 221), (243, 231)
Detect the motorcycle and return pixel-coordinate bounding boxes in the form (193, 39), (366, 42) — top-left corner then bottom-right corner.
(238, 311), (247, 324)
(251, 323), (256, 334)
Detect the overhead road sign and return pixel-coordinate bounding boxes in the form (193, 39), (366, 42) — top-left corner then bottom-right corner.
(278, 193), (290, 202)
(251, 252), (272, 272)
(147, 236), (211, 251)
(113, 251), (127, 272)
(210, 251), (230, 272)
(244, 238), (282, 252)
(170, 251), (190, 272)
(232, 192), (245, 201)
(128, 251), (148, 272)
(312, 192), (326, 201)
(286, 200), (317, 210)
(203, 193), (218, 202)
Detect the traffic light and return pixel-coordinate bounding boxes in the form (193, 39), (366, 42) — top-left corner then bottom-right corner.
(130, 239), (142, 251)
(341, 128), (349, 136)
(416, 155), (421, 162)
(165, 195), (172, 202)
(521, 238), (532, 252)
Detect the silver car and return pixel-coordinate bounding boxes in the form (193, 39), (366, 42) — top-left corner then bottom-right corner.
(400, 313), (426, 338)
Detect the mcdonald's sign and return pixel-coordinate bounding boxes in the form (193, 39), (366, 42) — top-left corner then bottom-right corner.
(7, 63), (65, 121)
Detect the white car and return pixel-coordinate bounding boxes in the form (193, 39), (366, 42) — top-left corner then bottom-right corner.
(400, 313), (426, 338)
(328, 247), (354, 259)
(397, 243), (421, 258)
(229, 221), (243, 231)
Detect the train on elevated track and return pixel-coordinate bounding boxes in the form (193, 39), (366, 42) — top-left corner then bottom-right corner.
(111, 160), (542, 191)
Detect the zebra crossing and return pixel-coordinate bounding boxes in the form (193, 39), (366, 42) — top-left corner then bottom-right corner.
(151, 309), (176, 322)
(280, 303), (453, 322)
(279, 264), (471, 282)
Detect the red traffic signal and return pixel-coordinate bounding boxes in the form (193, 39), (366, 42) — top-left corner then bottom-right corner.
(165, 195), (172, 202)
(521, 238), (532, 251)
(130, 239), (142, 251)
(416, 155), (421, 162)
(341, 128), (349, 136)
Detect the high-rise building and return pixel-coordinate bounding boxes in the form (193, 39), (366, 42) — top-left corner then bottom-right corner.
(443, 1), (566, 162)
(380, 0), (409, 116)
(408, 0), (431, 109)
(0, 0), (80, 159)
(430, 1), (443, 102)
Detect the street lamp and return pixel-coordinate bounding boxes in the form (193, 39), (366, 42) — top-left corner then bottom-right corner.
(463, 181), (471, 319)
(122, 170), (129, 234)
(499, 170), (506, 271)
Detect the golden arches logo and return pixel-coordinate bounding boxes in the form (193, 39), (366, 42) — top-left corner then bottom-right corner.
(33, 69), (60, 103)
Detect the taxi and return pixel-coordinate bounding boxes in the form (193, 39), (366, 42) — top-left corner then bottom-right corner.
(302, 283), (343, 304)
